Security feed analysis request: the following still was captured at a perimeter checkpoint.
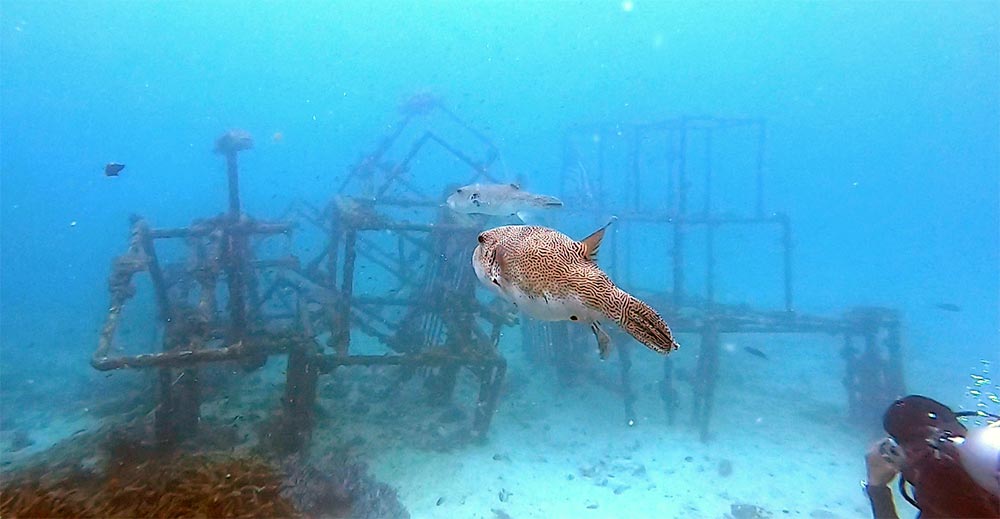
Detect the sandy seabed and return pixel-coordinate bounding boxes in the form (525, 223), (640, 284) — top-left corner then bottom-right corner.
(1, 328), (929, 519)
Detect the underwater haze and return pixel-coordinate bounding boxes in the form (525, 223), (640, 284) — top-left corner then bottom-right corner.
(1, 1), (998, 518)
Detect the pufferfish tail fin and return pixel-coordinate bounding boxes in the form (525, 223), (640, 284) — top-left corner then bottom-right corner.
(607, 288), (680, 355)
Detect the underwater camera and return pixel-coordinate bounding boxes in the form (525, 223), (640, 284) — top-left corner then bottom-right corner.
(881, 395), (1000, 513)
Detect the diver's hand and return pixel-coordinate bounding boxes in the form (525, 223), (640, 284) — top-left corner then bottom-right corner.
(865, 440), (900, 486)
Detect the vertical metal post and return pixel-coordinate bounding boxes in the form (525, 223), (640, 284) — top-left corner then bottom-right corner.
(672, 120), (688, 306)
(660, 357), (678, 425)
(884, 317), (906, 399)
(337, 229), (358, 356)
(472, 359), (507, 441)
(630, 128), (642, 212)
(225, 151), (241, 216)
(597, 130), (607, 212)
(692, 319), (720, 442)
(223, 149), (249, 341)
(618, 345), (636, 426)
(755, 121), (766, 218)
(703, 129), (713, 216)
(608, 218), (619, 275)
(560, 136), (572, 202)
(135, 218), (172, 323)
(779, 213), (794, 312)
(154, 367), (176, 447)
(704, 130), (715, 307)
(280, 297), (319, 453)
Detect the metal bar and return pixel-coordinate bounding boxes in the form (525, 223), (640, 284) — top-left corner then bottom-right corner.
(472, 359), (508, 439)
(225, 151), (241, 216)
(278, 296), (321, 452)
(778, 212), (794, 312)
(704, 129), (715, 307)
(436, 104), (499, 151)
(375, 132), (432, 198)
(630, 128), (641, 212)
(694, 320), (720, 442)
(660, 357), (678, 425)
(755, 120), (766, 218)
(597, 131), (606, 211)
(884, 317), (906, 397)
(149, 221), (292, 239)
(672, 120), (688, 305)
(92, 336), (298, 371)
(224, 223), (249, 341)
(316, 352), (505, 369)
(351, 222), (480, 233)
(337, 229), (358, 355)
(618, 345), (636, 426)
(427, 132), (490, 175)
(337, 113), (414, 194)
(135, 219), (172, 322)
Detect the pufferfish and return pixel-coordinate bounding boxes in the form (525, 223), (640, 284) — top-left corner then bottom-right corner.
(473, 219), (680, 359)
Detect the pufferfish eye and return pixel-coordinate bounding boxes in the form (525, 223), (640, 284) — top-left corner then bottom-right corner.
(478, 234), (486, 244)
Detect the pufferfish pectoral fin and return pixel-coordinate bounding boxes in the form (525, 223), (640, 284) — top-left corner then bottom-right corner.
(488, 244), (513, 295)
(591, 321), (612, 360)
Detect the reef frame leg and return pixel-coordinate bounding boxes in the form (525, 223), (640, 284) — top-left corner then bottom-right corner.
(472, 359), (507, 440)
(279, 298), (321, 453)
(618, 344), (637, 426)
(691, 320), (720, 442)
(659, 356), (679, 425)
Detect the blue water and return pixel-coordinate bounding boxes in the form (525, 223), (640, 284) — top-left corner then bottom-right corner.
(1, 1), (998, 517)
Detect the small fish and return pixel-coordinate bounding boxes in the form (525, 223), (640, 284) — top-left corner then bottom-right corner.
(447, 183), (562, 223)
(743, 346), (769, 360)
(934, 303), (962, 312)
(104, 162), (125, 177)
(473, 219), (680, 359)
(436, 497), (445, 506)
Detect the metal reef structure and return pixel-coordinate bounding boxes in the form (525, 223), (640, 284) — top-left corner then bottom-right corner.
(522, 116), (907, 440)
(92, 105), (907, 452)
(92, 97), (514, 451)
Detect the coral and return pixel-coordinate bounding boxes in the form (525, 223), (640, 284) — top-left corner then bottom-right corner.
(281, 453), (409, 519)
(0, 453), (297, 518)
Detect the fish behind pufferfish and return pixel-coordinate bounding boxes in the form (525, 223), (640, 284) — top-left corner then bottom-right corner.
(447, 183), (562, 222)
(473, 219), (680, 359)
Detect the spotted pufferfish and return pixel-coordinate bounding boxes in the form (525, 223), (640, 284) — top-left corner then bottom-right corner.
(473, 219), (680, 358)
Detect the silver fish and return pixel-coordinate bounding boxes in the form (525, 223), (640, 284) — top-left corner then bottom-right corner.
(446, 183), (562, 221)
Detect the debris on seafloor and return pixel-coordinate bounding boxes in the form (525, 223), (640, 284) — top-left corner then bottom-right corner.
(730, 503), (774, 519)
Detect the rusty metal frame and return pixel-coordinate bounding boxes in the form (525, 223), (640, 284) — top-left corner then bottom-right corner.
(535, 116), (906, 440)
(93, 100), (517, 449)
